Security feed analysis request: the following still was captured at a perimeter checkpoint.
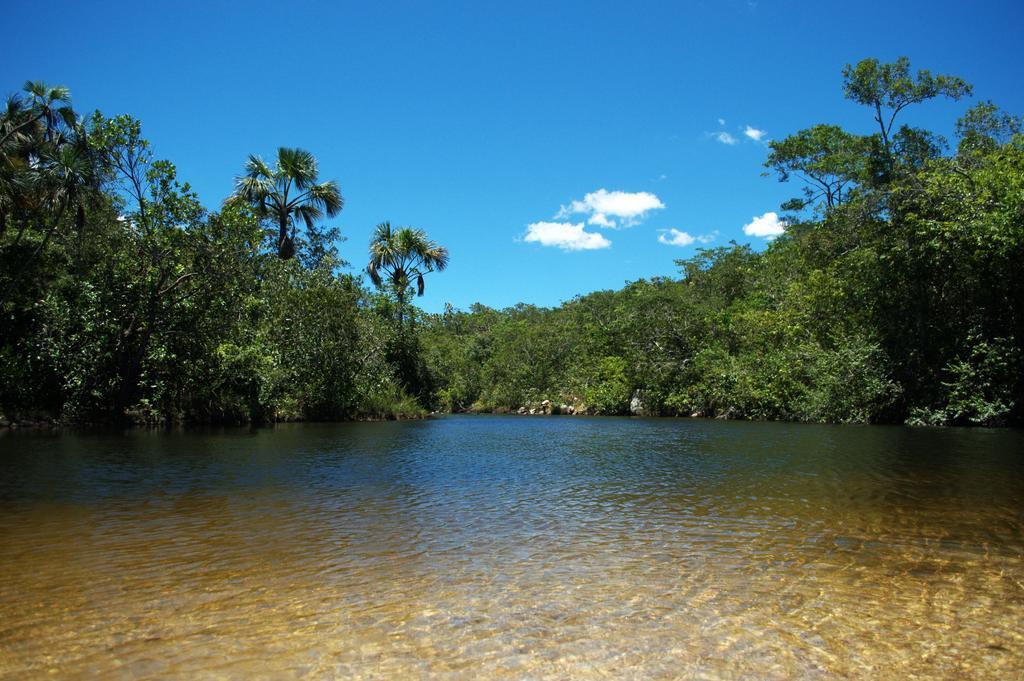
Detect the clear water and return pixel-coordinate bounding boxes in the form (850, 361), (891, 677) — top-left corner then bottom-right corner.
(1, 416), (1022, 679)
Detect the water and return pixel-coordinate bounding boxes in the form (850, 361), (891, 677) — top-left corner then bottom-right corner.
(1, 416), (1022, 679)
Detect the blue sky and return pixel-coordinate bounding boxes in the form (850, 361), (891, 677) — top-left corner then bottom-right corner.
(3, 1), (1022, 312)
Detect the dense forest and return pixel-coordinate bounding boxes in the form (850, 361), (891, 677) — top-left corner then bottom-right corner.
(2, 58), (1022, 427)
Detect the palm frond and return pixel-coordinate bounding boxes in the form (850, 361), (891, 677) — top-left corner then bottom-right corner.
(306, 181), (343, 215)
(365, 222), (449, 302)
(277, 147), (318, 189)
(367, 261), (383, 287)
(56, 106), (76, 129)
(229, 148), (343, 259)
(233, 175), (273, 201)
(373, 221), (394, 243)
(299, 207), (316, 232)
(244, 154), (272, 179)
(425, 245), (450, 271)
(295, 202), (323, 224)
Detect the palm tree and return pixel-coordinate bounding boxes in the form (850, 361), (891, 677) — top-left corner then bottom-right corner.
(367, 222), (449, 321)
(0, 81), (73, 153)
(22, 81), (74, 144)
(1, 82), (76, 237)
(229, 147), (343, 259)
(0, 87), (98, 307)
(42, 125), (99, 259)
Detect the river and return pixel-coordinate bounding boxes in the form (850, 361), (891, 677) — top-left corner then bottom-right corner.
(1, 416), (1022, 678)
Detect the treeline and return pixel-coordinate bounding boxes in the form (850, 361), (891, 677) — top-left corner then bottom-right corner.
(2, 58), (1022, 427)
(0, 85), (437, 424)
(419, 58), (1024, 426)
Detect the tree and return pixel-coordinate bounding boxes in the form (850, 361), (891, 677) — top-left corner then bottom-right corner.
(842, 57), (971, 171)
(229, 147), (343, 260)
(764, 124), (868, 211)
(366, 221), (449, 320)
(956, 101), (1022, 158)
(0, 82), (99, 308)
(1, 82), (77, 240)
(81, 114), (210, 419)
(0, 81), (74, 154)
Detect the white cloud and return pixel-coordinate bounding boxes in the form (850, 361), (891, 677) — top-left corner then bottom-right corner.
(658, 228), (718, 247)
(524, 221), (611, 251)
(742, 211), (786, 239)
(588, 213), (616, 228)
(557, 188), (665, 228)
(658, 229), (696, 247)
(744, 125), (767, 142)
(712, 131), (738, 145)
(718, 118), (726, 126)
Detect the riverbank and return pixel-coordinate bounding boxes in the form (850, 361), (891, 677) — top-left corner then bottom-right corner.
(6, 403), (1019, 432)
(447, 401), (1011, 427)
(0, 404), (429, 431)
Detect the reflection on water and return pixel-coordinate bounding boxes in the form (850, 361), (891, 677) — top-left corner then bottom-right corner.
(1, 416), (1023, 679)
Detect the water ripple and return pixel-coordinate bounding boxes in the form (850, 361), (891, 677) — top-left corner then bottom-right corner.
(1, 416), (1023, 679)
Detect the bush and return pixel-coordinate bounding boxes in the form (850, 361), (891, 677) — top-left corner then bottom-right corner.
(907, 335), (1019, 426)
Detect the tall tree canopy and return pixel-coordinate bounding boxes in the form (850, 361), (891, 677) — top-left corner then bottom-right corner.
(0, 81), (99, 308)
(229, 147), (343, 259)
(2, 58), (1021, 428)
(367, 221), (449, 316)
(764, 124), (868, 211)
(842, 56), (972, 177)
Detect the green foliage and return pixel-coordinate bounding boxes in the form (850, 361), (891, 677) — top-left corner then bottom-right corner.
(2, 61), (1021, 429)
(956, 101), (1023, 158)
(420, 58), (1021, 428)
(577, 356), (631, 414)
(842, 57), (972, 152)
(1, 88), (436, 424)
(229, 147), (344, 260)
(907, 335), (1019, 427)
(798, 336), (900, 424)
(366, 221), (449, 315)
(765, 124), (868, 210)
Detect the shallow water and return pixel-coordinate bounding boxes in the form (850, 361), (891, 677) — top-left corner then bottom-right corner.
(1, 416), (1023, 679)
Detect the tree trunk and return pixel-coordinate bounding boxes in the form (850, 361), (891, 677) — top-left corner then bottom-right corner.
(395, 289), (408, 326)
(277, 214), (294, 259)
